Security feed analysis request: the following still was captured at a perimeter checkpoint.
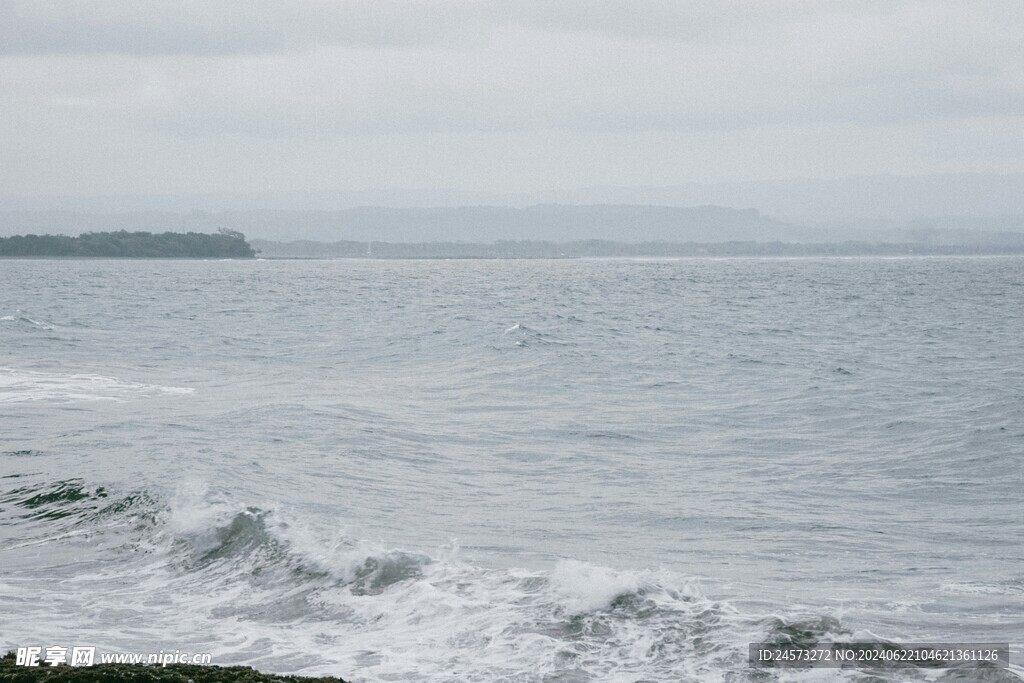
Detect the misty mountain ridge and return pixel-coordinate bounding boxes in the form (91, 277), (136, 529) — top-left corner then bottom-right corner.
(0, 204), (798, 243)
(4, 172), (1024, 222)
(2, 203), (1022, 246)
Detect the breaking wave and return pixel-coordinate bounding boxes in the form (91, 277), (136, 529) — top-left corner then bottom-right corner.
(10, 479), (1012, 682)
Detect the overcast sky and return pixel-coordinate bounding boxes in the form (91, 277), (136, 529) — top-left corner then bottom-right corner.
(2, 0), (1022, 199)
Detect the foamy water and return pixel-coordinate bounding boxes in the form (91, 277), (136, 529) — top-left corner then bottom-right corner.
(0, 366), (193, 403)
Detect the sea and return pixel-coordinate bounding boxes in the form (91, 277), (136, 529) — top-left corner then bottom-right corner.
(1, 257), (1022, 682)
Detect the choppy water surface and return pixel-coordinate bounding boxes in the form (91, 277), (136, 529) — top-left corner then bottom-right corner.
(2, 257), (1022, 681)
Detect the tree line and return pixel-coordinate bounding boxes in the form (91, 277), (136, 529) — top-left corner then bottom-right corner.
(0, 230), (256, 258)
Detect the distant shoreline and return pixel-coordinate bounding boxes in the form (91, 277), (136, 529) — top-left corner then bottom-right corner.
(0, 230), (256, 258)
(2, 232), (1024, 259)
(249, 238), (1024, 259)
(3, 251), (1024, 260)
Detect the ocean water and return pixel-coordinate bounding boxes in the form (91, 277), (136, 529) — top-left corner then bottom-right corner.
(1, 257), (1022, 682)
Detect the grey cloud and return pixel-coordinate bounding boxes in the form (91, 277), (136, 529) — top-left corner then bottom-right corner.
(1, 1), (1022, 198)
(95, 16), (1019, 139)
(0, 1), (900, 56)
(0, 1), (492, 55)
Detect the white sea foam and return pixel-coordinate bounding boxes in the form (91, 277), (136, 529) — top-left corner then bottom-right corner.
(1, 310), (54, 329)
(549, 558), (641, 614)
(0, 481), (937, 682)
(165, 481), (238, 537)
(176, 499), (742, 680)
(0, 366), (194, 403)
(940, 582), (1023, 595)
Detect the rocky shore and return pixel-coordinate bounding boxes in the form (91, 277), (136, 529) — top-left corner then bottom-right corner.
(0, 653), (349, 683)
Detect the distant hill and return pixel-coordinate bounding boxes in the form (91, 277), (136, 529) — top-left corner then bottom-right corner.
(319, 205), (800, 243)
(0, 205), (801, 243)
(251, 238), (1024, 259)
(3, 173), (1024, 221)
(0, 230), (256, 258)
(1, 203), (1019, 245)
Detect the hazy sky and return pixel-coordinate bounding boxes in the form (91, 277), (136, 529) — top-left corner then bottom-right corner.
(2, 1), (1022, 198)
